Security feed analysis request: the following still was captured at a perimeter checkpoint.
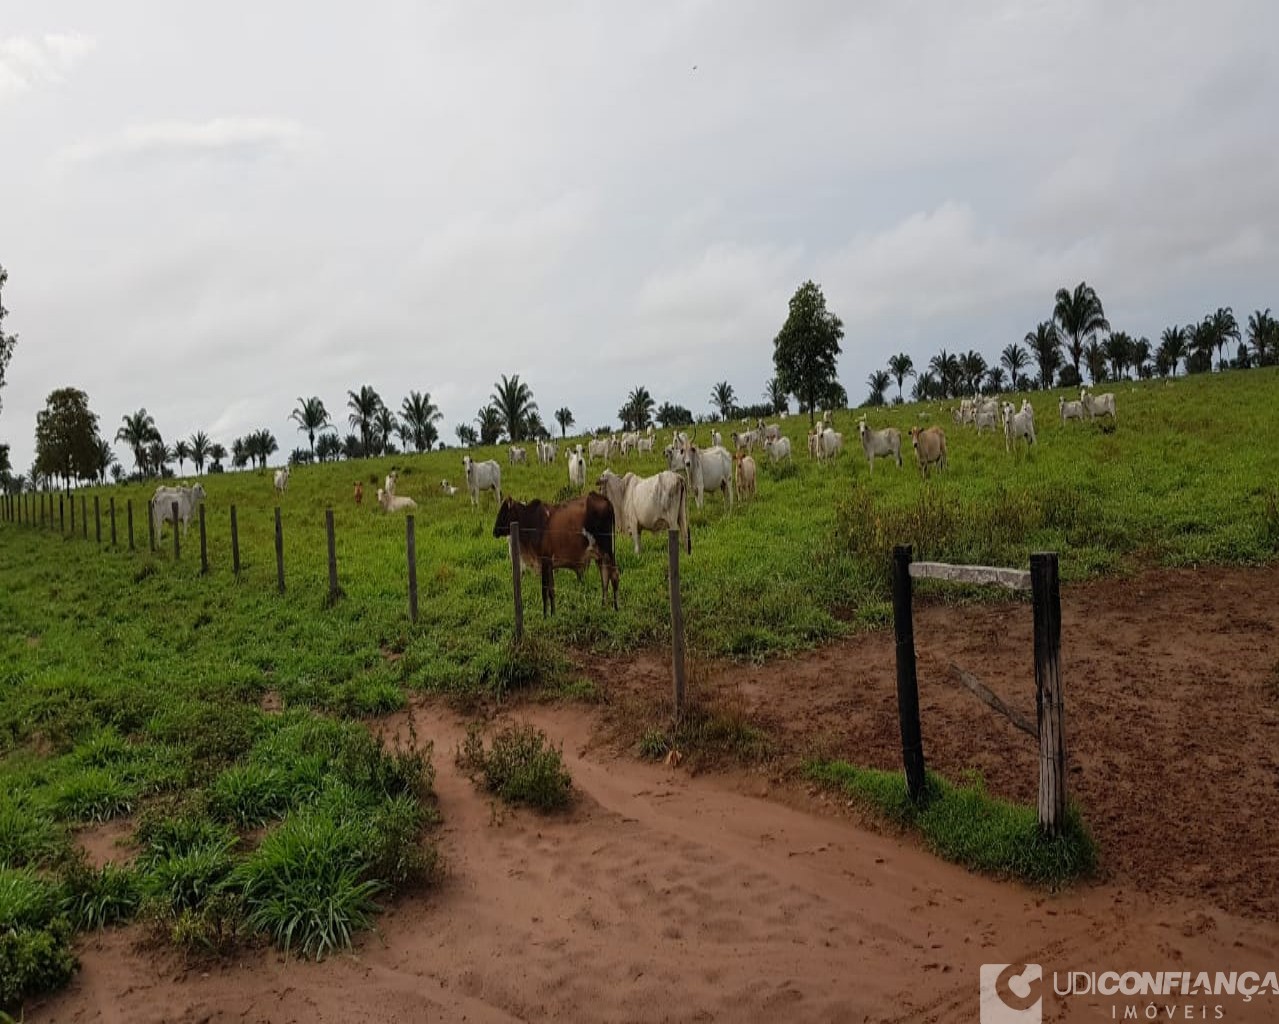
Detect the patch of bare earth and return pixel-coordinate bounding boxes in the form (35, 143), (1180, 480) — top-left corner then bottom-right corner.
(29, 566), (1279, 1023)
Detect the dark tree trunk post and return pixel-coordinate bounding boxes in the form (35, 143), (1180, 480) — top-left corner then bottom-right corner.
(110, 497), (117, 547)
(274, 507), (285, 593)
(171, 500), (180, 560)
(147, 500), (156, 553)
(81, 496), (87, 538)
(59, 495), (65, 533)
(94, 495), (101, 544)
(325, 508), (339, 603)
(199, 504), (209, 575)
(231, 506), (241, 575)
(668, 528), (687, 721)
(127, 499), (134, 550)
(406, 514), (419, 624)
(1032, 552), (1067, 837)
(509, 528), (523, 642)
(892, 544), (927, 805)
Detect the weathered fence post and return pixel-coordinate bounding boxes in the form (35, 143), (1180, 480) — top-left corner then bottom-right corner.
(274, 507), (285, 593)
(147, 500), (156, 553)
(40, 492), (46, 528)
(171, 500), (180, 560)
(325, 508), (340, 603)
(94, 495), (102, 544)
(81, 496), (87, 538)
(127, 499), (134, 550)
(405, 514), (419, 624)
(668, 528), (687, 721)
(109, 497), (117, 547)
(509, 527), (524, 641)
(892, 545), (928, 805)
(199, 504), (209, 575)
(68, 493), (74, 534)
(1032, 552), (1067, 837)
(59, 495), (65, 533)
(230, 506), (241, 575)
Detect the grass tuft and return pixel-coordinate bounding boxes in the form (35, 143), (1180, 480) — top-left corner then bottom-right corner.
(457, 721), (572, 810)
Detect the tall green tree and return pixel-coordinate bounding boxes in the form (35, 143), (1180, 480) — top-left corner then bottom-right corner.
(864, 370), (890, 407)
(93, 438), (116, 484)
(554, 407), (574, 438)
(1000, 343), (1028, 391)
(928, 349), (961, 398)
(1083, 339), (1108, 384)
(960, 350), (987, 396)
(656, 402), (692, 428)
(1208, 307), (1240, 369)
(1102, 331), (1133, 380)
(0, 265), (17, 415)
(314, 434), (339, 463)
(490, 374), (537, 442)
(173, 439), (190, 475)
(399, 391), (442, 452)
(209, 442), (228, 471)
(772, 281), (843, 425)
(619, 386), (655, 432)
(763, 376), (789, 414)
(373, 407), (398, 455)
(1053, 282), (1110, 375)
(1247, 308), (1276, 366)
(290, 396), (330, 456)
(35, 387), (101, 490)
(1024, 322), (1062, 390)
(1158, 326), (1188, 377)
(115, 408), (161, 476)
(709, 381), (736, 420)
(475, 405), (503, 445)
(986, 366), (1008, 393)
(346, 386), (383, 455)
(455, 423), (479, 448)
(188, 431), (212, 474)
(886, 354), (914, 402)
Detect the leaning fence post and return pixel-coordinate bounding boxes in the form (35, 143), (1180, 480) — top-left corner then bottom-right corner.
(127, 499), (134, 551)
(81, 496), (87, 539)
(892, 544), (928, 805)
(171, 501), (180, 559)
(230, 505), (241, 575)
(1032, 552), (1067, 837)
(199, 504), (209, 575)
(274, 507), (285, 593)
(406, 514), (419, 623)
(325, 508), (340, 603)
(109, 497), (117, 547)
(509, 527), (524, 641)
(668, 528), (687, 721)
(94, 495), (102, 544)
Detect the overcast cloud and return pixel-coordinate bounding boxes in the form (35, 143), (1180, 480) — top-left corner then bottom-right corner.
(2, 1), (1276, 473)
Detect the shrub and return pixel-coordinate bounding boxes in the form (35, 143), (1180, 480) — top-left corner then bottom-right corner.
(0, 919), (77, 1013)
(59, 860), (142, 930)
(0, 800), (65, 868)
(0, 867), (61, 929)
(143, 835), (237, 914)
(457, 722), (572, 811)
(50, 769), (136, 823)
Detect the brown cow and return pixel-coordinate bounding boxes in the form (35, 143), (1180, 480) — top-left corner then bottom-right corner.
(492, 494), (620, 615)
(909, 426), (948, 478)
(353, 481), (364, 505)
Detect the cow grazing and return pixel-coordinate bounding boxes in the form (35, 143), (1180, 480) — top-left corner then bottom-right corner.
(353, 481), (364, 505)
(857, 419), (902, 473)
(151, 483), (207, 539)
(909, 426), (948, 478)
(1059, 396), (1085, 423)
(1080, 388), (1117, 422)
(764, 435), (792, 463)
(377, 487), (417, 513)
(587, 438), (610, 462)
(509, 446), (527, 465)
(567, 449), (586, 490)
(596, 469), (690, 555)
(463, 455), (502, 508)
(274, 466), (290, 495)
(493, 494), (620, 615)
(734, 453), (757, 500)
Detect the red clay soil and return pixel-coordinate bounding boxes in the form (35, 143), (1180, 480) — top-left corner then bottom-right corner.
(30, 566), (1279, 1023)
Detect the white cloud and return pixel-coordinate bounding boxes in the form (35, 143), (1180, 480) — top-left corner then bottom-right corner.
(0, 32), (95, 101)
(62, 117), (312, 163)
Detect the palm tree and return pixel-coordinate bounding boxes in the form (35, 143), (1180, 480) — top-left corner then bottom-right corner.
(455, 423), (479, 448)
(475, 405), (503, 446)
(115, 409), (160, 476)
(1189, 317), (1216, 371)
(346, 386), (383, 455)
(1025, 322), (1062, 390)
(554, 407), (574, 438)
(93, 439), (116, 484)
(864, 370), (890, 407)
(1247, 308), (1276, 367)
(985, 366), (1008, 393)
(709, 381), (736, 420)
(928, 349), (961, 398)
(209, 442), (227, 471)
(886, 353), (915, 402)
(1102, 331), (1132, 380)
(620, 386), (656, 431)
(399, 391), (442, 452)
(960, 350), (987, 396)
(763, 376), (789, 414)
(1000, 343), (1028, 391)
(187, 431), (211, 474)
(1083, 339), (1108, 384)
(314, 434), (340, 463)
(373, 407), (398, 455)
(489, 374), (537, 442)
(290, 396), (330, 456)
(1209, 307), (1240, 369)
(911, 371), (939, 402)
(1158, 326), (1188, 377)
(254, 429), (278, 469)
(231, 437), (249, 470)
(147, 441), (172, 477)
(1053, 282), (1110, 375)
(173, 439), (190, 476)
(1131, 337), (1153, 380)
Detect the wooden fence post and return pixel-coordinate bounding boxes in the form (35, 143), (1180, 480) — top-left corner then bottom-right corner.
(147, 500), (156, 553)
(59, 495), (65, 533)
(325, 508), (340, 602)
(668, 528), (687, 721)
(40, 492), (46, 528)
(127, 499), (134, 550)
(109, 497), (117, 547)
(509, 527), (524, 641)
(1032, 552), (1067, 837)
(68, 493), (74, 534)
(406, 514), (419, 624)
(199, 504), (209, 575)
(81, 496), (87, 538)
(171, 501), (180, 559)
(892, 544), (928, 805)
(231, 506), (241, 575)
(94, 495), (102, 544)
(274, 507), (285, 593)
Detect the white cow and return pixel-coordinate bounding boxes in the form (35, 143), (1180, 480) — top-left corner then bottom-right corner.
(763, 435), (792, 463)
(856, 419), (902, 473)
(731, 429), (759, 452)
(151, 483), (207, 540)
(1059, 396), (1085, 423)
(377, 487), (417, 513)
(734, 454), (757, 500)
(757, 419), (782, 442)
(440, 480), (458, 496)
(274, 466), (290, 495)
(1003, 400), (1036, 452)
(587, 438), (610, 462)
(636, 436), (655, 455)
(463, 455), (502, 508)
(536, 439), (557, 464)
(567, 449), (586, 490)
(807, 430), (821, 459)
(384, 470), (397, 496)
(620, 431), (639, 457)
(710, 429), (722, 449)
(1080, 388), (1117, 422)
(679, 443), (734, 510)
(508, 446), (527, 465)
(596, 469), (690, 555)
(818, 428), (843, 460)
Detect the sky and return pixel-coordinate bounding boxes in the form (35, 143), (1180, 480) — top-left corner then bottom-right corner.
(2, 1), (1277, 474)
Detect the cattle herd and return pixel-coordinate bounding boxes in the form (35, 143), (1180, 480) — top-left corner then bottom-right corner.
(142, 388), (1119, 612)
